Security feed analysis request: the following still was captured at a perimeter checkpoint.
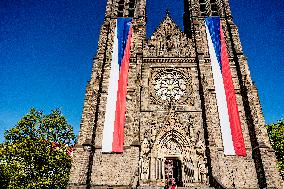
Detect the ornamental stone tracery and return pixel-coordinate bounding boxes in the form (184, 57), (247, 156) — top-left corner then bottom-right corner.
(153, 70), (187, 101)
(139, 110), (209, 187)
(148, 68), (195, 107)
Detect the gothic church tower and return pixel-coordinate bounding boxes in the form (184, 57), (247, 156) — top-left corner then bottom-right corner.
(68, 0), (283, 188)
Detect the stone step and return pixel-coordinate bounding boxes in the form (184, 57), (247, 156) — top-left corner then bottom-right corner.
(138, 187), (214, 189)
(177, 187), (214, 189)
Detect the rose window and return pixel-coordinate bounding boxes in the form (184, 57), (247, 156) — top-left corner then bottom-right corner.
(153, 71), (187, 101)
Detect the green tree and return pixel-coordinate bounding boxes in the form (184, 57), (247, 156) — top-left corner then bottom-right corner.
(266, 120), (284, 179)
(0, 108), (77, 189)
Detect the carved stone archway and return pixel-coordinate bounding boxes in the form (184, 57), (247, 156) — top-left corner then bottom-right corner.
(151, 130), (208, 187)
(155, 131), (185, 186)
(140, 110), (209, 187)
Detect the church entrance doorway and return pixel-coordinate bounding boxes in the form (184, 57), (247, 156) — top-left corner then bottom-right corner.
(164, 158), (182, 186)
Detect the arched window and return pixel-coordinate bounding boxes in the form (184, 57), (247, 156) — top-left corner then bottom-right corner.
(128, 0), (135, 17)
(199, 0), (207, 16)
(117, 0), (125, 17)
(210, 0), (219, 16)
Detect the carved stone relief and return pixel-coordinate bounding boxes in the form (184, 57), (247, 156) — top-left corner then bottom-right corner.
(150, 69), (190, 103)
(142, 67), (198, 111)
(140, 110), (208, 186)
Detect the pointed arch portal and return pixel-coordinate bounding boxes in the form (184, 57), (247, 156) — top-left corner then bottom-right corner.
(158, 130), (187, 187)
(142, 129), (208, 187)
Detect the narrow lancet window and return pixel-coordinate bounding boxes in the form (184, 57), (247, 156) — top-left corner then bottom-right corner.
(128, 0), (135, 17)
(199, 0), (207, 16)
(118, 0), (125, 17)
(210, 0), (219, 16)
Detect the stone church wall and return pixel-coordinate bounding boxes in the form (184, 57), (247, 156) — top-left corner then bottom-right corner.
(91, 148), (139, 187)
(68, 0), (284, 188)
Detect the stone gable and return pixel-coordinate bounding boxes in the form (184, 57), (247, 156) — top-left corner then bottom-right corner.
(144, 15), (195, 58)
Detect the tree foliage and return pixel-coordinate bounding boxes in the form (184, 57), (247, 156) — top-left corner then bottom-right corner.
(0, 108), (77, 189)
(266, 120), (284, 179)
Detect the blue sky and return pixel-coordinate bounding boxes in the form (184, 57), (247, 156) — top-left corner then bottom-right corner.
(0, 0), (283, 142)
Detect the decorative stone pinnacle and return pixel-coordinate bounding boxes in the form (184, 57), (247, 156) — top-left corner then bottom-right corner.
(166, 9), (170, 16)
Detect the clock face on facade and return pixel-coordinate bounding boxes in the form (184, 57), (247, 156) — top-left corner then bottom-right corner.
(153, 70), (187, 101)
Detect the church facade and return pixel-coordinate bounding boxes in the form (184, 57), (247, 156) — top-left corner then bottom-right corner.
(68, 0), (283, 188)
